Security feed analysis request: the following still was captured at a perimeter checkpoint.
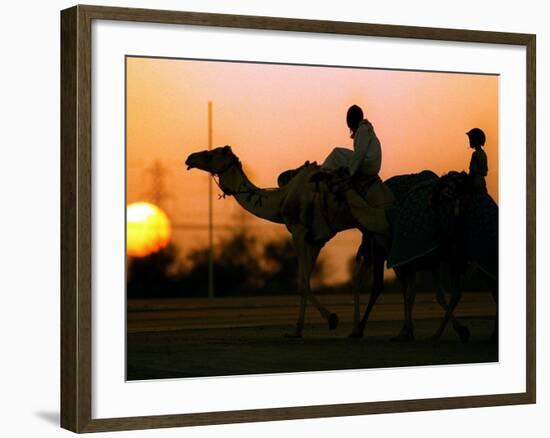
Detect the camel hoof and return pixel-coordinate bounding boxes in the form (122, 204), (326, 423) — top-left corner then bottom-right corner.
(457, 325), (470, 343)
(429, 332), (443, 342)
(328, 313), (339, 330)
(348, 330), (364, 339)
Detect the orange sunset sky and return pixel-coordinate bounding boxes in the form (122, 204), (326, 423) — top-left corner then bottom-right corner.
(126, 56), (498, 284)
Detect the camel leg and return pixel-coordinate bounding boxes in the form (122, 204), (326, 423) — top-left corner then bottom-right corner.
(307, 291), (338, 329)
(431, 267), (450, 340)
(287, 234), (335, 337)
(393, 268), (416, 341)
(430, 266), (469, 341)
(349, 255), (369, 337)
(437, 267), (470, 342)
(301, 242), (336, 327)
(287, 260), (308, 338)
(302, 243), (338, 330)
(349, 233), (372, 337)
(356, 245), (384, 337)
(286, 234), (310, 338)
(448, 268), (470, 342)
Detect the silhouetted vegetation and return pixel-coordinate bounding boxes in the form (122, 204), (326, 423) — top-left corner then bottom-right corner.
(183, 230), (263, 296)
(127, 229), (493, 299)
(127, 244), (183, 298)
(127, 230), (327, 298)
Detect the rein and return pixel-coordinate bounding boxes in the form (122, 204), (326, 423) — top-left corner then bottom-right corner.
(210, 158), (264, 206)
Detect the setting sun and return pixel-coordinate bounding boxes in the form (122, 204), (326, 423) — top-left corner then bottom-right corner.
(127, 202), (171, 257)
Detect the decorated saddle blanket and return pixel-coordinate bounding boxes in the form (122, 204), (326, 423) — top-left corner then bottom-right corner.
(465, 191), (498, 278)
(385, 176), (440, 268)
(384, 170), (498, 276)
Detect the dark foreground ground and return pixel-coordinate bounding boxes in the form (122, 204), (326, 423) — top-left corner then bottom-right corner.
(127, 293), (497, 380)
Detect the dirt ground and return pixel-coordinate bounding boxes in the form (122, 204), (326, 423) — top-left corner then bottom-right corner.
(127, 293), (497, 380)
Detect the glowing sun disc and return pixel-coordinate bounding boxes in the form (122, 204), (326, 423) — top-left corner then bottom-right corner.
(127, 202), (171, 257)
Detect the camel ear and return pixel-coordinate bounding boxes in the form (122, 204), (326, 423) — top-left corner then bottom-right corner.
(223, 145), (232, 154)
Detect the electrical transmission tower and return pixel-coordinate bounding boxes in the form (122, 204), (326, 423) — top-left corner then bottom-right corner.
(146, 160), (172, 208)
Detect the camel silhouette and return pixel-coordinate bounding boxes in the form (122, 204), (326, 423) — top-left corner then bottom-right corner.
(185, 146), (497, 340)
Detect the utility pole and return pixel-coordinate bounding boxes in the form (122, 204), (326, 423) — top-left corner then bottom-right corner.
(207, 101), (214, 298)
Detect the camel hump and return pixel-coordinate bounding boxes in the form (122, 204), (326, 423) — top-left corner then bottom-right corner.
(277, 161), (319, 187)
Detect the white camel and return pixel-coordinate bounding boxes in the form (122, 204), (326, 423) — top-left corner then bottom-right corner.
(186, 145), (388, 337)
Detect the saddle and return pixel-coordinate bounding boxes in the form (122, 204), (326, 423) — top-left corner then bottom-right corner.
(277, 161), (318, 187)
(278, 161), (394, 243)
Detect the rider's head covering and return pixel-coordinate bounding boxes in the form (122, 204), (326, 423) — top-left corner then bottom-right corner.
(346, 105), (364, 132)
(466, 128), (486, 147)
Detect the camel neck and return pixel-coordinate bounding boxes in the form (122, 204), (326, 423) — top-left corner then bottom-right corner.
(217, 164), (286, 224)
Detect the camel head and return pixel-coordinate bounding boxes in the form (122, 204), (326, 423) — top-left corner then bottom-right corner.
(185, 145), (239, 175)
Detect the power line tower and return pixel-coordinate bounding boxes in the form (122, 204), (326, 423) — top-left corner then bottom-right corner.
(146, 160), (172, 208)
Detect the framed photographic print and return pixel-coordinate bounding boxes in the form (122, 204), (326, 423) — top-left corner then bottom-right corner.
(60, 4), (536, 433)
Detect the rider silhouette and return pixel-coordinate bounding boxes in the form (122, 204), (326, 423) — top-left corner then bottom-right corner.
(322, 104), (382, 180)
(466, 128), (488, 193)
